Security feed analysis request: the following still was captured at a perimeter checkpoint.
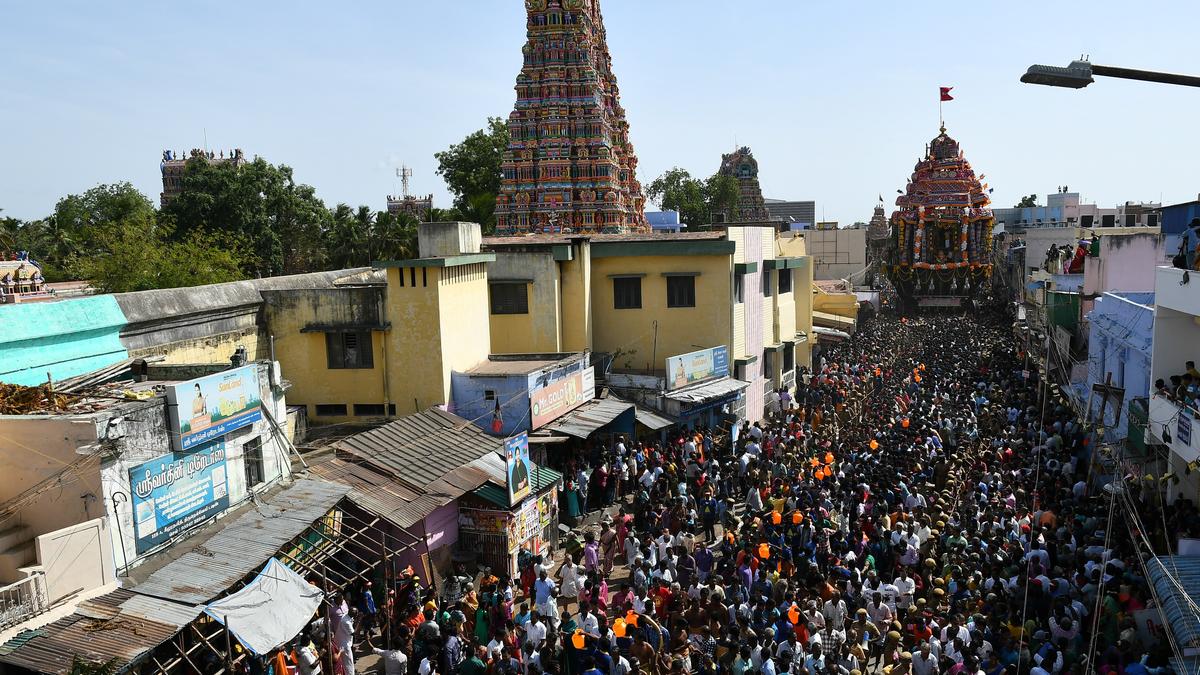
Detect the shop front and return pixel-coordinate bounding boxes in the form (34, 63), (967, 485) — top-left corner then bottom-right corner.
(662, 377), (751, 430)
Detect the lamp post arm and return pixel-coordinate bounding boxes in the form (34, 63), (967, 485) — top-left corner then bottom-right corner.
(1091, 64), (1200, 88)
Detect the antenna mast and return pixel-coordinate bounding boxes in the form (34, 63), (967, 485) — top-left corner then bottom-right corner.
(396, 165), (414, 198)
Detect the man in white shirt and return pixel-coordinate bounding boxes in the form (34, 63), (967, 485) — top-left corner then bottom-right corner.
(911, 642), (938, 675)
(524, 612), (548, 649)
(371, 643), (407, 675)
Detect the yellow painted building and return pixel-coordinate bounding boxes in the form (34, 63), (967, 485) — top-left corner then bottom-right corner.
(261, 223), (495, 423)
(483, 228), (816, 422)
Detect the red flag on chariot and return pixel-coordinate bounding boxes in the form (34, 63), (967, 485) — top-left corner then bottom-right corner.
(940, 86), (954, 101)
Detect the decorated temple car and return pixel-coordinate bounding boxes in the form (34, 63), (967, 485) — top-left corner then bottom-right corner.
(0, 252), (47, 302)
(886, 126), (995, 310)
(494, 0), (647, 235)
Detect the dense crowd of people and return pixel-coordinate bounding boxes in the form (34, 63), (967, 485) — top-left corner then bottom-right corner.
(281, 302), (1177, 675)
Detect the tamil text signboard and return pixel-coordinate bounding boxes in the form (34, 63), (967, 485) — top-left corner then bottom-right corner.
(505, 433), (532, 506)
(666, 346), (729, 391)
(129, 440), (230, 554)
(530, 367), (595, 429)
(167, 366), (263, 451)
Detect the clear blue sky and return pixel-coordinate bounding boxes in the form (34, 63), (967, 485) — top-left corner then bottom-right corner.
(2, 1), (1198, 224)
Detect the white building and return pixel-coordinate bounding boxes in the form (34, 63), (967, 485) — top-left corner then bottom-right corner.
(1147, 265), (1200, 505)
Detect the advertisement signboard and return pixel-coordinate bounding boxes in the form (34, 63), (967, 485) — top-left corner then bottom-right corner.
(167, 366), (263, 451)
(505, 433), (533, 505)
(519, 497), (540, 542)
(530, 367), (595, 429)
(666, 346), (730, 391)
(129, 440), (230, 554)
(458, 508), (511, 534)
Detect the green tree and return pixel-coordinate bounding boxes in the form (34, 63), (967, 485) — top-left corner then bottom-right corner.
(434, 117), (509, 232)
(1014, 194), (1039, 208)
(76, 213), (245, 293)
(326, 203), (367, 269)
(163, 156), (329, 276)
(645, 168), (708, 227)
(370, 210), (419, 262)
(645, 169), (742, 227)
(704, 174), (741, 222)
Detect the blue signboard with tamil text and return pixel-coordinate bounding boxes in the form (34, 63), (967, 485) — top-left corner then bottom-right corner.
(129, 441), (230, 554)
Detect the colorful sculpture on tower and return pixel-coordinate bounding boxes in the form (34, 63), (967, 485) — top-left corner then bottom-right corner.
(715, 147), (776, 223)
(887, 126), (994, 309)
(494, 0), (647, 235)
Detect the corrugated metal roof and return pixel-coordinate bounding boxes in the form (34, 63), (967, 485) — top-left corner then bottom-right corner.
(130, 479), (348, 605)
(0, 589), (200, 674)
(546, 398), (634, 438)
(474, 465), (563, 508)
(332, 408), (505, 490)
(1147, 556), (1200, 649)
(633, 406), (675, 430)
(663, 378), (751, 404)
(308, 457), (430, 529)
(464, 354), (582, 376)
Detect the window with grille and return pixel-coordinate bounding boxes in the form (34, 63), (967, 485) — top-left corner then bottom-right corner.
(613, 277), (642, 309)
(490, 283), (529, 315)
(783, 346), (795, 373)
(243, 437), (264, 488)
(761, 271), (772, 297)
(734, 273), (744, 303)
(326, 332), (373, 369)
(315, 404), (348, 417)
(667, 276), (696, 308)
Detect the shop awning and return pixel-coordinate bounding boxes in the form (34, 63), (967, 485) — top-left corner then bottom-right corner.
(1147, 555), (1200, 650)
(474, 465), (563, 508)
(204, 558), (324, 656)
(812, 311), (856, 330)
(664, 377), (751, 405)
(813, 326), (852, 342)
(634, 406), (675, 430)
(546, 397), (634, 438)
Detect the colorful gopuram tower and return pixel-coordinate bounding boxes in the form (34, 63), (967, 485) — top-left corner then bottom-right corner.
(494, 0), (647, 235)
(716, 147), (776, 223)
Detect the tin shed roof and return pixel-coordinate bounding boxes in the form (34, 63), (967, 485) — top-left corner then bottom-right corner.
(332, 408), (506, 490)
(544, 398), (633, 439)
(129, 478), (348, 605)
(0, 589), (201, 674)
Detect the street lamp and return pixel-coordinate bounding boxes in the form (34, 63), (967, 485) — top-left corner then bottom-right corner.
(1021, 59), (1200, 89)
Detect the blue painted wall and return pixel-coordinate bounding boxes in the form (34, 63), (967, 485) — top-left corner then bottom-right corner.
(0, 296), (128, 386)
(450, 372), (532, 437)
(1161, 201), (1200, 236)
(1085, 292), (1154, 440)
(451, 358), (589, 436)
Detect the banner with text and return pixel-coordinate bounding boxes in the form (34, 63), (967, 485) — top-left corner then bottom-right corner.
(167, 366), (263, 451)
(530, 366), (595, 429)
(129, 440), (230, 554)
(666, 345), (729, 390)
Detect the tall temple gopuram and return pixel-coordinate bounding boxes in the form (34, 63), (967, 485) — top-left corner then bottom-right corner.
(715, 147), (776, 223)
(494, 0), (647, 235)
